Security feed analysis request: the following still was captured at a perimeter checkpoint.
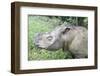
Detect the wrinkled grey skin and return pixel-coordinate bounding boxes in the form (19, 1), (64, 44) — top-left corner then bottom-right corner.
(34, 25), (88, 58)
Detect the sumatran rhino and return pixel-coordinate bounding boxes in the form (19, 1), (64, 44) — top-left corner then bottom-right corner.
(34, 25), (88, 58)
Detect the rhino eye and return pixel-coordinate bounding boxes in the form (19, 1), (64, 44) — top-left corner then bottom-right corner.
(47, 36), (53, 41)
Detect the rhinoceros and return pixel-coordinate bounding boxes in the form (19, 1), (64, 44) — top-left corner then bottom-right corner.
(34, 25), (88, 58)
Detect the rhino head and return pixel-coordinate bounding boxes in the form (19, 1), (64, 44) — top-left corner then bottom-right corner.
(34, 25), (71, 50)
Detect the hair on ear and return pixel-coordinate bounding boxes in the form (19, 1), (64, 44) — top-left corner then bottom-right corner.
(62, 28), (70, 34)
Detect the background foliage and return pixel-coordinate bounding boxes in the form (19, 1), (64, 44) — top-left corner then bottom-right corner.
(28, 15), (88, 60)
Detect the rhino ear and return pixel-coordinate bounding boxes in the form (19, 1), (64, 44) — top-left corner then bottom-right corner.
(62, 27), (70, 34)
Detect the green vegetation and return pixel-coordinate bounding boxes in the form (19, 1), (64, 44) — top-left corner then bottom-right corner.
(28, 15), (88, 60)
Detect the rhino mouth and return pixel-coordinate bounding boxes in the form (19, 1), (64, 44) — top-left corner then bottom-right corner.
(35, 44), (58, 51)
(34, 44), (47, 50)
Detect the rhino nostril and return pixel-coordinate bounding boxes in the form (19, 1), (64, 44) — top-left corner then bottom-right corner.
(35, 43), (39, 47)
(35, 45), (38, 47)
(34, 39), (39, 44)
